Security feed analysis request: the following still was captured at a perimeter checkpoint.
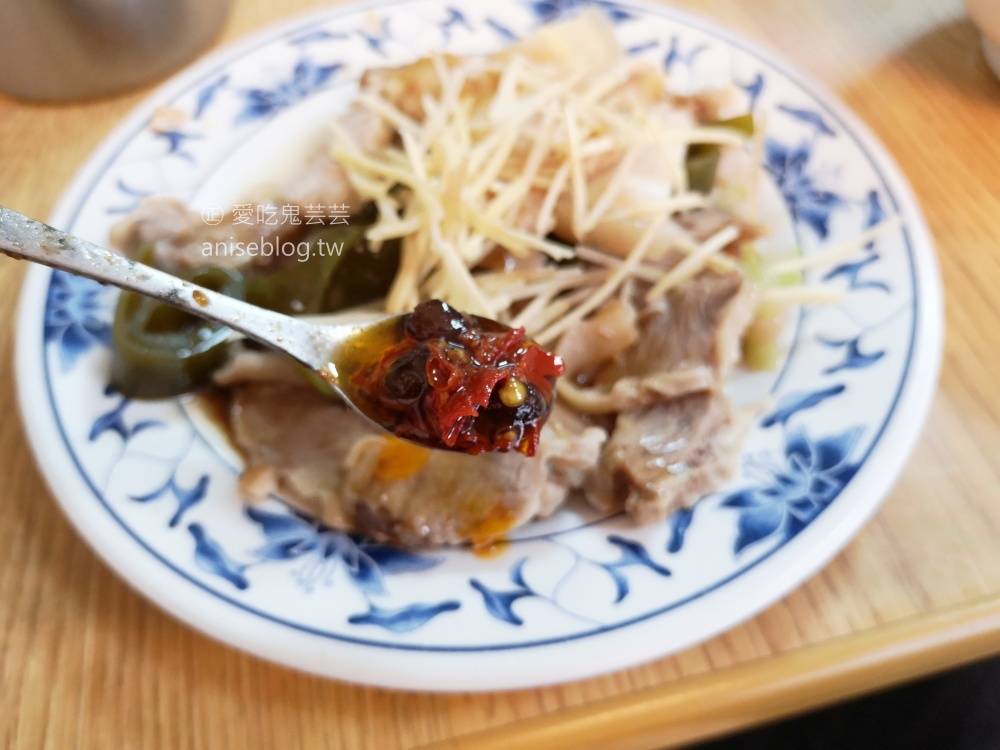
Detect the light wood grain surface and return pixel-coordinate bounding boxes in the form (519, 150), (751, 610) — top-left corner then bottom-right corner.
(2, 0), (999, 748)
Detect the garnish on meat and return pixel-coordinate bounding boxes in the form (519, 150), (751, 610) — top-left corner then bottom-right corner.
(348, 300), (564, 456)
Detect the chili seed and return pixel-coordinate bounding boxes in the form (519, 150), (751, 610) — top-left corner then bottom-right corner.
(498, 377), (527, 408)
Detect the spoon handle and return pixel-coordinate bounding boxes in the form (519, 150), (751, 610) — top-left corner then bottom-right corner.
(0, 206), (336, 370)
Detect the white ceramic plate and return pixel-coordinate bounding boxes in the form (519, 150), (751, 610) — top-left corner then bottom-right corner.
(15, 0), (942, 691)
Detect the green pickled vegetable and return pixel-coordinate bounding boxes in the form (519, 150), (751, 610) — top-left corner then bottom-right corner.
(245, 225), (365, 315)
(242, 223), (400, 314)
(741, 244), (803, 287)
(739, 244), (765, 281)
(716, 112), (756, 137)
(110, 257), (246, 399)
(324, 238), (401, 311)
(110, 209), (401, 400)
(685, 149), (723, 194)
(742, 332), (783, 371)
(742, 301), (785, 371)
(686, 113), (756, 194)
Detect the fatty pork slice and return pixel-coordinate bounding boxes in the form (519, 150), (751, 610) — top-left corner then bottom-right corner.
(229, 384), (606, 548)
(230, 384), (372, 526)
(109, 107), (392, 271)
(557, 269), (756, 414)
(585, 392), (750, 523)
(607, 269), (755, 388)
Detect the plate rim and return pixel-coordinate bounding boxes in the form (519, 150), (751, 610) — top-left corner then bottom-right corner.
(14, 0), (944, 691)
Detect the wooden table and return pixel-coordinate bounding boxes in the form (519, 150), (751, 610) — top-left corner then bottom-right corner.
(2, 0), (999, 747)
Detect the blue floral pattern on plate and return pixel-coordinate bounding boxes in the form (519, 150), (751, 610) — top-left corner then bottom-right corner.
(235, 59), (343, 125)
(44, 271), (113, 371)
(722, 427), (861, 554)
(18, 0), (936, 688)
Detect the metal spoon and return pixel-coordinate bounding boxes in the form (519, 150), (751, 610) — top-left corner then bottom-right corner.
(0, 205), (453, 447)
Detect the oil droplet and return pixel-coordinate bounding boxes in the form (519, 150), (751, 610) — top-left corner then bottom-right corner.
(464, 502), (517, 550)
(473, 539), (510, 559)
(192, 290), (209, 307)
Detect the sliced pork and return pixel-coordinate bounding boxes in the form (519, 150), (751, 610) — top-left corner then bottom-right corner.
(675, 206), (761, 250)
(228, 384), (368, 527)
(213, 346), (307, 388)
(557, 269), (756, 414)
(585, 392), (749, 522)
(228, 384), (606, 547)
(600, 270), (755, 384)
(109, 107), (391, 271)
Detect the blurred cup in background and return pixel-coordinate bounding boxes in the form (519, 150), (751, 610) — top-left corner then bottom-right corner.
(0, 0), (230, 102)
(966, 0), (1000, 81)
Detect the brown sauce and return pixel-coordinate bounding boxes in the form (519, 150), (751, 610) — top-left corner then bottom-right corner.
(189, 388), (240, 456)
